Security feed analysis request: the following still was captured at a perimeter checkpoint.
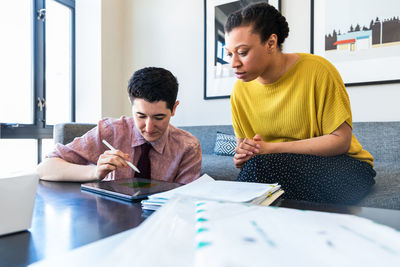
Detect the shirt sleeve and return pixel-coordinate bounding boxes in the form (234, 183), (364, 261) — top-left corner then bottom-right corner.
(174, 141), (202, 184)
(46, 119), (110, 165)
(314, 59), (353, 135)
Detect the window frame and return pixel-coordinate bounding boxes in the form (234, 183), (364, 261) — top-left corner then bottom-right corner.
(0, 0), (75, 163)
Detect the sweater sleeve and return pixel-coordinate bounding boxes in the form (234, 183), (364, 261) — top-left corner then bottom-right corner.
(314, 59), (353, 135)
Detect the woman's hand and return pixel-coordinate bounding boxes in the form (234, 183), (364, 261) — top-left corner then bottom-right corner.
(94, 150), (130, 180)
(252, 134), (275, 154)
(234, 137), (260, 169)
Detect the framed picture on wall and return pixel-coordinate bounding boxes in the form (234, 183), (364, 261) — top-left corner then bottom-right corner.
(311, 0), (400, 86)
(204, 0), (281, 100)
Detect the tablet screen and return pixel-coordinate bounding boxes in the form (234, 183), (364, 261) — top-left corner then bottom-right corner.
(81, 178), (183, 201)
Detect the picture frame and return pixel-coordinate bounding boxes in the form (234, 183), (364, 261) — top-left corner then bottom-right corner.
(204, 0), (281, 100)
(311, 0), (400, 86)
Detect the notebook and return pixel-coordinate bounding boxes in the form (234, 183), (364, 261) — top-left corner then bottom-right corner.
(81, 178), (183, 201)
(0, 172), (39, 236)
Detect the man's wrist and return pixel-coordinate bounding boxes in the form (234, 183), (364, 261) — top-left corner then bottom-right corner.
(89, 165), (100, 180)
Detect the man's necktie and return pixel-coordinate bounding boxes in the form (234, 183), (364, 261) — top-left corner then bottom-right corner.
(134, 143), (151, 179)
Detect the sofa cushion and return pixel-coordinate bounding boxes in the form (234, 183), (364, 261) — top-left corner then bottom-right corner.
(180, 125), (235, 154)
(352, 121), (400, 164)
(357, 163), (400, 209)
(201, 154), (239, 181)
(213, 132), (236, 156)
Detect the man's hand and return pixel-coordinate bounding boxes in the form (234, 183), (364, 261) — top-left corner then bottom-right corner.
(94, 150), (130, 180)
(234, 137), (260, 169)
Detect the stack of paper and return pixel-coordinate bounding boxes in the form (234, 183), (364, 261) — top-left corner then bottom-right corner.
(141, 174), (282, 210)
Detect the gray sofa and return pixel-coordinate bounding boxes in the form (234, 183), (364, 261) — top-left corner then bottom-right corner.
(54, 122), (400, 210)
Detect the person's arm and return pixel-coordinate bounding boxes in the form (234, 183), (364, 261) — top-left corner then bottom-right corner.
(37, 150), (131, 182)
(255, 122), (352, 156)
(174, 142), (202, 184)
(234, 122), (352, 168)
(37, 157), (97, 182)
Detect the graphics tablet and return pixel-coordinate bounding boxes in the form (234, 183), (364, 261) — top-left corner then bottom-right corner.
(81, 178), (183, 201)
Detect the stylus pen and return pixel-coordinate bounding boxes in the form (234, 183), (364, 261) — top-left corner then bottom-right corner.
(102, 139), (140, 173)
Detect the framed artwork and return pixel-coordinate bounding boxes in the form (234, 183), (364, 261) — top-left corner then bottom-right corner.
(311, 0), (400, 86)
(204, 0), (281, 100)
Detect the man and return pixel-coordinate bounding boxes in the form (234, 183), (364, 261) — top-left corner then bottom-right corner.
(37, 67), (202, 184)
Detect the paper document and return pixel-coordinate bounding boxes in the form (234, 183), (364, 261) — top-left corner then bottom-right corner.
(142, 174), (281, 210)
(193, 200), (400, 267)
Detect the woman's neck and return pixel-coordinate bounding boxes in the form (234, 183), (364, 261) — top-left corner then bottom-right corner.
(257, 52), (299, 85)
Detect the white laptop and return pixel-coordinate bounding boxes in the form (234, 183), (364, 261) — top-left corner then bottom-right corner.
(0, 172), (39, 236)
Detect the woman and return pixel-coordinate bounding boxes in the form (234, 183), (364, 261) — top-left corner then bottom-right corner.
(224, 2), (375, 204)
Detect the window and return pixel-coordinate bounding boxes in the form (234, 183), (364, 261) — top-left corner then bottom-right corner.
(0, 0), (34, 125)
(0, 0), (75, 173)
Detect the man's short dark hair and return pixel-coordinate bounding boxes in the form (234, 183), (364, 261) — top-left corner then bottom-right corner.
(127, 67), (178, 112)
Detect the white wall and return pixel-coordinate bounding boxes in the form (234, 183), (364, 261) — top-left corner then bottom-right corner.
(76, 0), (400, 125)
(128, 0), (232, 126)
(101, 0), (132, 119)
(347, 84), (400, 121)
(75, 0), (132, 123)
(75, 0), (102, 123)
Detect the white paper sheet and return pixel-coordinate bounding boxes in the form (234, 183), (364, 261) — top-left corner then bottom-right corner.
(193, 200), (400, 267)
(99, 196), (197, 267)
(147, 174), (280, 204)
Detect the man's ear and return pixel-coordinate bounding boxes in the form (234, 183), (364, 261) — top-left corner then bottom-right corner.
(171, 100), (180, 116)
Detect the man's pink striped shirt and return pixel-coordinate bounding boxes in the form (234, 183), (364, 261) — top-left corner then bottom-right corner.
(47, 116), (202, 184)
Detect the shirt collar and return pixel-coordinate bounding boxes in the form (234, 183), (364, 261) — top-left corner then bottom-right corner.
(131, 124), (169, 154)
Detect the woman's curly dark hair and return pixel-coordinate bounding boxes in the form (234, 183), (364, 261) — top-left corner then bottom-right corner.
(225, 2), (289, 49)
